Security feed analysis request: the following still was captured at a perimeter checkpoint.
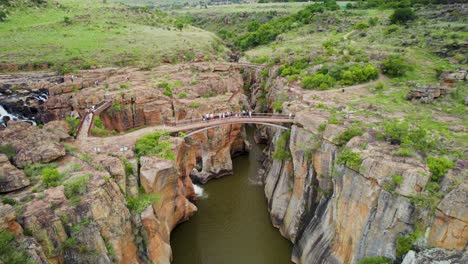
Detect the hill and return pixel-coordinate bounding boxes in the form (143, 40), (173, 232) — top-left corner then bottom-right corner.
(0, 0), (227, 72)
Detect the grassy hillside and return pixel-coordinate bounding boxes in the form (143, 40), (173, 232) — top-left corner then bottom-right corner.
(177, 1), (467, 154)
(0, 0), (227, 71)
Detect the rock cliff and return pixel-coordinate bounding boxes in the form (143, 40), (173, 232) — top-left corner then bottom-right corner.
(260, 108), (467, 264)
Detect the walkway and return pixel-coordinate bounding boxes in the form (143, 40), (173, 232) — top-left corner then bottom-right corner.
(76, 99), (112, 140)
(77, 113), (294, 154)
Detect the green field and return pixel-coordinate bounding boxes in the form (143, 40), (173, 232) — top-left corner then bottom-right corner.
(0, 0), (226, 70)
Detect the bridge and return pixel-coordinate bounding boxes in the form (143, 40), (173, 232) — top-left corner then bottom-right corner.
(76, 99), (112, 140)
(163, 113), (294, 138)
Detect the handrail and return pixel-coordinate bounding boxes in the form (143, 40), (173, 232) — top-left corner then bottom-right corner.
(165, 113), (295, 127)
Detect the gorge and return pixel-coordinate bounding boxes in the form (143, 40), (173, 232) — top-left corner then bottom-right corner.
(0, 1), (467, 264)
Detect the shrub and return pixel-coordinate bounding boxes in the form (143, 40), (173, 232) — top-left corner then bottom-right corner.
(24, 163), (56, 178)
(356, 256), (393, 264)
(64, 175), (90, 205)
(396, 231), (419, 259)
(318, 123), (327, 132)
(384, 24), (400, 35)
(0, 144), (16, 159)
(336, 150), (362, 171)
(0, 230), (34, 264)
(0, 10), (7, 23)
(355, 22), (369, 30)
(383, 120), (409, 145)
(340, 64), (379, 85)
(328, 115), (340, 125)
(135, 131), (174, 160)
(122, 159), (133, 177)
(163, 86), (172, 97)
(390, 8), (416, 24)
(41, 167), (62, 187)
(301, 73), (336, 89)
(2, 197), (17, 206)
(426, 156), (454, 182)
(189, 102), (200, 108)
(385, 174), (404, 192)
(392, 147), (413, 157)
(178, 91), (187, 99)
(375, 81), (386, 91)
(273, 131), (291, 161)
(63, 16), (72, 25)
(382, 55), (412, 77)
(334, 126), (364, 146)
(126, 193), (159, 213)
(66, 117), (80, 137)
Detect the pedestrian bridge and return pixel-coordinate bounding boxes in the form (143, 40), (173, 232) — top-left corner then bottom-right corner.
(164, 113), (294, 138)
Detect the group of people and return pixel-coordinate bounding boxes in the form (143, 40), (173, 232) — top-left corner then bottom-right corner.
(202, 110), (253, 121)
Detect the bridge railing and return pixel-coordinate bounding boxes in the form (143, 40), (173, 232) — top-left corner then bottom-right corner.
(164, 113), (294, 127)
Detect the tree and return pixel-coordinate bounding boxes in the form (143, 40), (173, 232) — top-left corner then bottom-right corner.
(390, 8), (416, 24)
(382, 55), (412, 77)
(0, 10), (6, 22)
(176, 21), (184, 31)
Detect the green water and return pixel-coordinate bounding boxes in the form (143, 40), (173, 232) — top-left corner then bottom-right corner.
(171, 128), (293, 264)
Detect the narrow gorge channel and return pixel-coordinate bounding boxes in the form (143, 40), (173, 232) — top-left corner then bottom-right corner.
(171, 127), (293, 264)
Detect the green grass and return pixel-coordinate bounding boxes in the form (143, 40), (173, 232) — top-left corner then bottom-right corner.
(171, 2), (310, 15)
(0, 0), (224, 70)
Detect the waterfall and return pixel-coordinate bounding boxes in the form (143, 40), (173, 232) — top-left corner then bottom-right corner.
(193, 184), (207, 198)
(0, 105), (36, 127)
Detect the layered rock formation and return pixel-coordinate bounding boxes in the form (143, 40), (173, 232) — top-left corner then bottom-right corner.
(20, 171), (139, 264)
(259, 109), (467, 264)
(0, 154), (30, 193)
(0, 120), (71, 168)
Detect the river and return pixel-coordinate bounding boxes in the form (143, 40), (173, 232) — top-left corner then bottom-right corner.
(171, 127), (293, 264)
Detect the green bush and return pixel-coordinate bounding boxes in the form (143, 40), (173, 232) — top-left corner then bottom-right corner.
(122, 158), (133, 177)
(318, 123), (327, 132)
(396, 231), (419, 258)
(0, 230), (34, 264)
(392, 147), (413, 157)
(0, 144), (16, 159)
(375, 81), (386, 91)
(334, 126), (364, 146)
(135, 131), (174, 160)
(426, 156), (454, 182)
(382, 55), (412, 77)
(41, 167), (62, 187)
(163, 86), (172, 97)
(356, 256), (393, 264)
(24, 163), (57, 178)
(355, 22), (369, 30)
(66, 117), (80, 137)
(301, 73), (336, 89)
(126, 193), (159, 213)
(336, 150), (362, 171)
(340, 64), (379, 85)
(390, 8), (416, 24)
(64, 175), (90, 205)
(2, 197), (17, 206)
(273, 131), (291, 161)
(190, 102), (200, 108)
(178, 91), (187, 99)
(383, 120), (409, 145)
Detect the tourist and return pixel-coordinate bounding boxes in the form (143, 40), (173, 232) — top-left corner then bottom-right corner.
(248, 110), (252, 118)
(289, 113), (292, 119)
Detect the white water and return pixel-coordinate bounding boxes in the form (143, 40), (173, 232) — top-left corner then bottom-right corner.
(0, 105), (36, 126)
(193, 184), (207, 198)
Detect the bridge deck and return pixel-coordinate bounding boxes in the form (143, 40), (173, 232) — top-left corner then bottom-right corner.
(77, 114), (294, 154)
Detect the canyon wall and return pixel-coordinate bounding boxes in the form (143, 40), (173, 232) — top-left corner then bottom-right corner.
(261, 111), (467, 264)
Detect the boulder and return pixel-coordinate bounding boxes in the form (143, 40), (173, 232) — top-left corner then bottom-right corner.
(0, 154), (30, 193)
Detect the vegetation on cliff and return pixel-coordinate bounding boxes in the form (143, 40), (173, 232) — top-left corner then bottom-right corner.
(135, 131), (175, 160)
